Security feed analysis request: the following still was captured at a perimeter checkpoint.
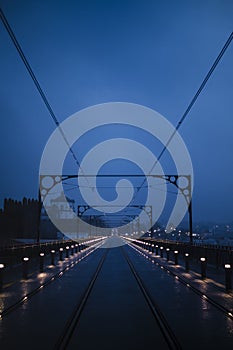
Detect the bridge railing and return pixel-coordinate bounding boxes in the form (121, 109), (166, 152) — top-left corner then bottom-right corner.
(0, 238), (99, 268)
(141, 238), (233, 268)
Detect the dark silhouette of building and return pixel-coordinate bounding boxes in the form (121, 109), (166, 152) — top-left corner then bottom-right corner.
(0, 196), (78, 244)
(0, 197), (40, 242)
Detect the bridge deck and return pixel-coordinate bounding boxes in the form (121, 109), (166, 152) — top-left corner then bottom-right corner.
(0, 237), (232, 349)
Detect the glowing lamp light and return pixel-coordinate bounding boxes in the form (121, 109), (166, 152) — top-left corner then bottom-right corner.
(200, 257), (206, 262)
(174, 251), (178, 254)
(40, 253), (45, 257)
(23, 257), (29, 261)
(0, 264), (4, 269)
(225, 264), (231, 269)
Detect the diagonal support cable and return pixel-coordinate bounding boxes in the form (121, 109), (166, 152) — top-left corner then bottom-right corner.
(133, 32), (233, 199)
(0, 7), (89, 185)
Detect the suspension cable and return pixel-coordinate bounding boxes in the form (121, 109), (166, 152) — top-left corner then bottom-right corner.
(0, 7), (89, 184)
(133, 31), (233, 198)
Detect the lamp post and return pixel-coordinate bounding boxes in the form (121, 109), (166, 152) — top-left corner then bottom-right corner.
(166, 248), (170, 261)
(160, 246), (164, 258)
(59, 248), (63, 261)
(185, 253), (190, 272)
(151, 244), (154, 254)
(51, 250), (55, 265)
(75, 244), (78, 254)
(39, 253), (45, 273)
(174, 251), (179, 265)
(22, 257), (29, 279)
(200, 257), (207, 279)
(66, 246), (70, 259)
(224, 264), (232, 292)
(0, 264), (4, 291)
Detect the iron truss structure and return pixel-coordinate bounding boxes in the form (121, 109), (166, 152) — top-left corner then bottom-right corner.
(38, 174), (193, 243)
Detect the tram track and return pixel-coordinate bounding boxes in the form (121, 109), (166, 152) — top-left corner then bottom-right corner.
(54, 238), (183, 350)
(0, 240), (104, 320)
(54, 248), (109, 350)
(125, 239), (233, 320)
(0, 237), (232, 349)
(121, 246), (183, 350)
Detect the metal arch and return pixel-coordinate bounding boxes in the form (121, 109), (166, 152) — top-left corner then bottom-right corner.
(38, 174), (193, 243)
(77, 204), (152, 231)
(79, 213), (138, 231)
(39, 174), (191, 204)
(161, 174), (192, 205)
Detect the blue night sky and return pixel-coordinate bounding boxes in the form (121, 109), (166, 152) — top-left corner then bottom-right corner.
(0, 0), (232, 225)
